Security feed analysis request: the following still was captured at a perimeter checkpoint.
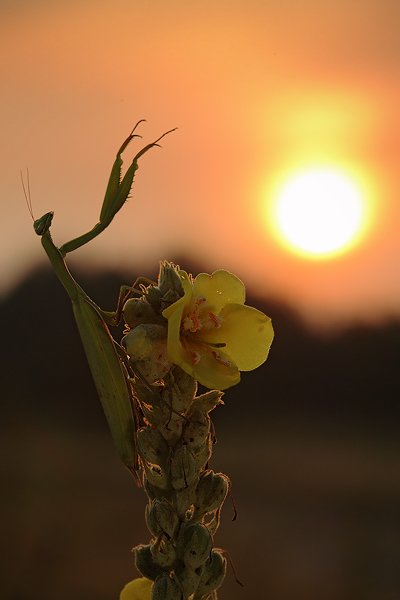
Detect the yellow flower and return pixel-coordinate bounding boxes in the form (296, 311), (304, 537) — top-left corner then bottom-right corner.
(120, 577), (153, 600)
(162, 270), (274, 390)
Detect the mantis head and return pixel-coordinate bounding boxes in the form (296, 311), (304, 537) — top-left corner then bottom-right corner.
(34, 211), (54, 236)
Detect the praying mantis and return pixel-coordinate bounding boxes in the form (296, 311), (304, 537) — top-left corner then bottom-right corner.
(26, 122), (175, 482)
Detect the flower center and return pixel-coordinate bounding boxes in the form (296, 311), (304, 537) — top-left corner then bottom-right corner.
(182, 296), (222, 334)
(180, 295), (227, 366)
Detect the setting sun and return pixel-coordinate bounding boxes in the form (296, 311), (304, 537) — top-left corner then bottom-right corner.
(271, 168), (368, 259)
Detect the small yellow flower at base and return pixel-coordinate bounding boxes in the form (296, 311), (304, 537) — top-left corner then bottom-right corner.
(120, 577), (153, 600)
(162, 269), (274, 390)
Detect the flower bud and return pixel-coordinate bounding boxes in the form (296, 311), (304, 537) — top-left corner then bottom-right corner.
(123, 298), (159, 328)
(145, 285), (163, 310)
(123, 323), (167, 359)
(163, 367), (197, 413)
(170, 446), (198, 490)
(174, 485), (197, 520)
(159, 411), (184, 444)
(143, 463), (169, 490)
(150, 537), (177, 568)
(152, 574), (182, 600)
(144, 475), (174, 500)
(190, 390), (224, 416)
(174, 563), (202, 598)
(158, 261), (184, 304)
(146, 498), (179, 539)
(183, 410), (210, 451)
(145, 502), (159, 536)
(137, 427), (169, 467)
(134, 544), (163, 580)
(123, 324), (170, 383)
(194, 549), (226, 597)
(191, 435), (212, 471)
(182, 523), (213, 570)
(194, 471), (229, 518)
(133, 380), (164, 423)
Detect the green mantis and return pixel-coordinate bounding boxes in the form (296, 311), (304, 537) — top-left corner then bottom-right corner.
(26, 122), (175, 482)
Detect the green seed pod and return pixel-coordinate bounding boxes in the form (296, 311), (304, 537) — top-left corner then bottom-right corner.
(182, 523), (213, 570)
(152, 574), (182, 600)
(150, 537), (177, 568)
(137, 427), (170, 467)
(194, 471), (229, 518)
(144, 476), (173, 500)
(145, 502), (159, 536)
(202, 511), (221, 537)
(183, 410), (210, 451)
(159, 411), (184, 444)
(145, 285), (163, 310)
(122, 323), (167, 363)
(146, 498), (179, 539)
(190, 390), (224, 416)
(170, 445), (198, 490)
(136, 359), (171, 385)
(174, 564), (202, 598)
(194, 549), (226, 598)
(164, 367), (197, 413)
(123, 324), (170, 383)
(191, 435), (212, 471)
(134, 544), (163, 581)
(175, 484), (197, 520)
(133, 380), (166, 429)
(123, 324), (167, 359)
(123, 298), (159, 328)
(143, 463), (169, 490)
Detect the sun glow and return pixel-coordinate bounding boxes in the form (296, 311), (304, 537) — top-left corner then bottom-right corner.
(271, 168), (369, 259)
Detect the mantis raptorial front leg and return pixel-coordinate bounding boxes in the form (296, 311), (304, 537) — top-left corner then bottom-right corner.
(27, 124), (176, 482)
(58, 122), (176, 257)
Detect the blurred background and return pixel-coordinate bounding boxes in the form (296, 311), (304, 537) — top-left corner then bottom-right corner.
(1, 1), (400, 599)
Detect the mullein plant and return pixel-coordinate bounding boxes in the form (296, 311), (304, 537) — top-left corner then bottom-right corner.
(28, 124), (274, 600)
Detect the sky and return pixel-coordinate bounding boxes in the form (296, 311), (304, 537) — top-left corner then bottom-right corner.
(1, 0), (400, 330)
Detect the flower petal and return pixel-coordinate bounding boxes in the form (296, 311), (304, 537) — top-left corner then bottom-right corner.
(200, 303), (274, 371)
(193, 270), (245, 312)
(192, 346), (241, 390)
(162, 292), (189, 368)
(120, 577), (153, 600)
(177, 270), (194, 296)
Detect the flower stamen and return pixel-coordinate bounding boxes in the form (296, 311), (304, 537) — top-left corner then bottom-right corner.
(208, 312), (222, 328)
(211, 351), (232, 368)
(190, 350), (201, 365)
(182, 296), (208, 333)
(183, 314), (200, 332)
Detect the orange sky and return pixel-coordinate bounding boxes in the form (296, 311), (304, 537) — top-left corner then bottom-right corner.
(1, 0), (400, 330)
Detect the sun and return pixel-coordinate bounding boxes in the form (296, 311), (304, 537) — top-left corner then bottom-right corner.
(271, 168), (368, 259)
